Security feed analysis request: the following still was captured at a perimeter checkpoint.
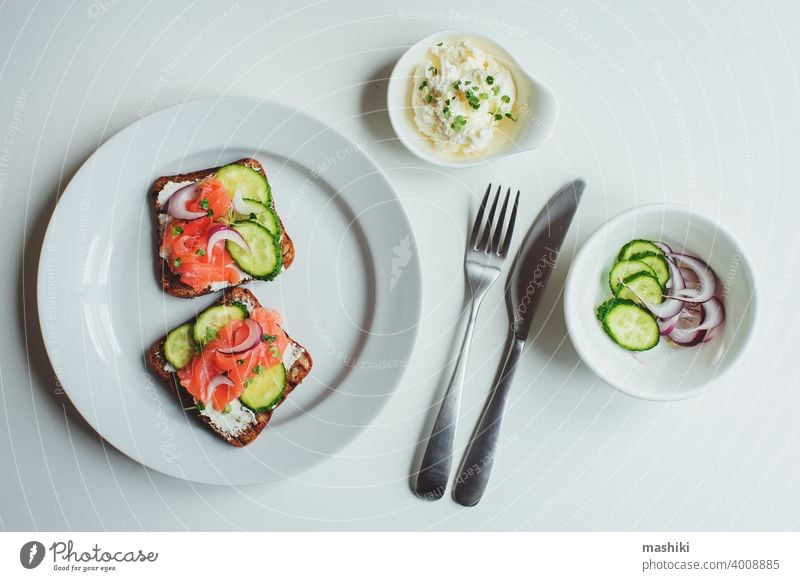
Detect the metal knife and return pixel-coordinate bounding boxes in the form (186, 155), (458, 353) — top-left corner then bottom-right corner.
(452, 178), (587, 507)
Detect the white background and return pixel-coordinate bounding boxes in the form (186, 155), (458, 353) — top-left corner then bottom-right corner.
(2, 0), (799, 531)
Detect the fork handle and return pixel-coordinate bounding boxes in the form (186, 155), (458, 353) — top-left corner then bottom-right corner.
(415, 297), (483, 500)
(453, 335), (525, 507)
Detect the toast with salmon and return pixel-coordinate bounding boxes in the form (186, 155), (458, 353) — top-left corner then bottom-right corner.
(152, 158), (295, 298)
(147, 287), (312, 447)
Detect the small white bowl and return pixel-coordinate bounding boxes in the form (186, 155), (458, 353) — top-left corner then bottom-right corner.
(564, 204), (758, 401)
(387, 29), (559, 168)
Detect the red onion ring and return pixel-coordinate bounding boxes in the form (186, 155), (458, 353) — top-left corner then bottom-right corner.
(654, 241), (673, 254)
(667, 303), (705, 344)
(205, 374), (234, 407)
(648, 296), (686, 319)
(692, 297), (725, 331)
(664, 255), (685, 292)
(668, 327), (707, 346)
(666, 298), (725, 346)
(680, 267), (700, 291)
(168, 183), (206, 220)
(206, 225), (249, 258)
(216, 319), (263, 356)
(703, 324), (723, 343)
(658, 312), (681, 336)
(668, 253), (717, 303)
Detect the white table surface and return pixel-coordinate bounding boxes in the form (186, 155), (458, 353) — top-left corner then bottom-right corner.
(3, 0), (799, 531)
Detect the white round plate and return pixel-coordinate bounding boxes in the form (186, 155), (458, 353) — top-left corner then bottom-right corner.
(37, 97), (421, 485)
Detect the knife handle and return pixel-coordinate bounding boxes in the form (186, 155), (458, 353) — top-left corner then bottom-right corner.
(453, 336), (525, 507)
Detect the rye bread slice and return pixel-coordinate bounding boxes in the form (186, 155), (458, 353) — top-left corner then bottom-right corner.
(152, 158), (295, 299)
(146, 287), (312, 447)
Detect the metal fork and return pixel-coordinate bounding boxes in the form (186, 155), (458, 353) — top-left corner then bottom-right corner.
(415, 184), (520, 500)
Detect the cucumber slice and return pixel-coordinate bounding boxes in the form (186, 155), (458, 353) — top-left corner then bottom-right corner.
(596, 299), (615, 322)
(215, 164), (271, 205)
(193, 303), (248, 345)
(629, 252), (669, 286)
(227, 220), (282, 279)
(234, 198), (280, 236)
(240, 364), (286, 412)
(618, 239), (664, 261)
(599, 298), (659, 351)
(608, 260), (657, 293)
(615, 272), (664, 305)
(164, 323), (197, 370)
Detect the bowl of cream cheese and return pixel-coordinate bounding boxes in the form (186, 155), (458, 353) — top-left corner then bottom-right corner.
(387, 30), (559, 167)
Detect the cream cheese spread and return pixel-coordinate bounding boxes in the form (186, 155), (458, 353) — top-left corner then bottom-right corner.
(412, 40), (517, 155)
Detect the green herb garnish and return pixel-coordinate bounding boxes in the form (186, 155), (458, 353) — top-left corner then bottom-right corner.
(173, 258), (181, 267)
(486, 75), (494, 85)
(253, 365), (265, 375)
(236, 359), (244, 365)
(501, 95), (511, 103)
(425, 94), (433, 103)
(418, 80), (427, 90)
(197, 401), (205, 411)
(505, 112), (517, 122)
(196, 248), (205, 256)
(492, 85), (501, 96)
(199, 198), (209, 210)
(465, 89), (481, 110)
(428, 66), (438, 75)
(171, 225), (183, 236)
(494, 113), (503, 121)
(452, 79), (461, 90)
(263, 334), (277, 343)
(224, 404), (232, 414)
(450, 115), (467, 131)
(436, 41), (443, 46)
(269, 345), (280, 358)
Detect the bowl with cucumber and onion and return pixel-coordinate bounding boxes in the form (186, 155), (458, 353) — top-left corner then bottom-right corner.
(564, 205), (757, 401)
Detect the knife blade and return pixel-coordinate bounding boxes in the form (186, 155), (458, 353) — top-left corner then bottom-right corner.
(508, 178), (586, 339)
(452, 178), (586, 507)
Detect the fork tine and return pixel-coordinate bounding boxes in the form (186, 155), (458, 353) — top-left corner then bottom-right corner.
(477, 185), (501, 252)
(499, 190), (520, 256)
(490, 188), (511, 254)
(469, 184), (492, 248)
